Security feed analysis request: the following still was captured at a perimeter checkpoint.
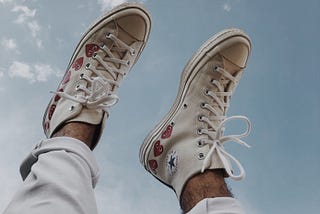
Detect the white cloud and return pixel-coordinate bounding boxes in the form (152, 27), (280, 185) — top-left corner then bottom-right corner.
(1, 38), (18, 50)
(11, 4), (42, 48)
(11, 4), (36, 24)
(8, 61), (62, 83)
(34, 63), (62, 82)
(27, 20), (40, 38)
(0, 0), (12, 4)
(97, 0), (146, 11)
(97, 0), (126, 11)
(223, 3), (231, 12)
(8, 61), (33, 81)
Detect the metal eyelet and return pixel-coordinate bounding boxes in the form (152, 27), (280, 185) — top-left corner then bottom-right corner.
(214, 66), (219, 71)
(93, 53), (98, 58)
(197, 140), (204, 147)
(200, 102), (206, 108)
(198, 153), (205, 160)
(80, 73), (84, 79)
(198, 115), (204, 122)
(205, 89), (210, 95)
(75, 85), (81, 91)
(106, 33), (112, 38)
(85, 63), (90, 69)
(69, 105), (75, 111)
(130, 50), (136, 56)
(197, 129), (203, 135)
(126, 60), (130, 66)
(170, 121), (175, 126)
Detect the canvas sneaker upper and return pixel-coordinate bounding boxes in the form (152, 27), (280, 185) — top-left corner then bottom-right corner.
(43, 3), (151, 148)
(140, 28), (252, 199)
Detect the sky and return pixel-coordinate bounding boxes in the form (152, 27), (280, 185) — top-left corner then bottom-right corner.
(0, 0), (320, 213)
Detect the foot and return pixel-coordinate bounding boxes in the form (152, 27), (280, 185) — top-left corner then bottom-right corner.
(140, 28), (252, 201)
(43, 3), (151, 149)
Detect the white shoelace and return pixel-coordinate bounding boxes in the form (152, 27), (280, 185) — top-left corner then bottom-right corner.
(199, 66), (251, 180)
(52, 32), (134, 112)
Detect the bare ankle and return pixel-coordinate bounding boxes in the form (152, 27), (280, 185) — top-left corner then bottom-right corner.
(180, 169), (232, 213)
(52, 122), (99, 149)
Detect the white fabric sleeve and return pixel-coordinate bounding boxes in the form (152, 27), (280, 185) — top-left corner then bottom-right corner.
(3, 137), (100, 214)
(187, 197), (245, 214)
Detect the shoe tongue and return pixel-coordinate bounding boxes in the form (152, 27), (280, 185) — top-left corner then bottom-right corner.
(204, 54), (242, 132)
(95, 22), (137, 90)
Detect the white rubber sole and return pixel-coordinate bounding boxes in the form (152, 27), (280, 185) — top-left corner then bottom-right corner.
(139, 28), (251, 169)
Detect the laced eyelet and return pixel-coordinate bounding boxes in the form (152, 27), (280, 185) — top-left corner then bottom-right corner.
(197, 153), (205, 160)
(85, 63), (90, 69)
(93, 53), (98, 58)
(80, 73), (84, 79)
(75, 85), (81, 91)
(205, 89), (210, 95)
(214, 66), (219, 71)
(198, 140), (205, 147)
(106, 33), (112, 38)
(198, 115), (204, 121)
(200, 102), (206, 108)
(197, 129), (203, 135)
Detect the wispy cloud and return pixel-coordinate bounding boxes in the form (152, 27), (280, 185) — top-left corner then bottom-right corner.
(11, 4), (42, 48)
(1, 37), (18, 51)
(97, 0), (146, 11)
(223, 3), (232, 12)
(0, 0), (12, 4)
(11, 4), (36, 24)
(8, 61), (33, 81)
(97, 0), (127, 11)
(8, 61), (62, 83)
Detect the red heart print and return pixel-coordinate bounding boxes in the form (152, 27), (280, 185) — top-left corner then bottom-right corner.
(154, 140), (163, 157)
(48, 104), (56, 120)
(44, 121), (50, 131)
(54, 88), (64, 102)
(85, 44), (100, 57)
(161, 125), (173, 139)
(148, 159), (158, 172)
(72, 57), (84, 71)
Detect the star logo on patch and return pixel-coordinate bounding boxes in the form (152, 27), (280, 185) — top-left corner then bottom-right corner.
(166, 150), (178, 176)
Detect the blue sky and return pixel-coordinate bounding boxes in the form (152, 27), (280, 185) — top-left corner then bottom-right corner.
(0, 0), (319, 213)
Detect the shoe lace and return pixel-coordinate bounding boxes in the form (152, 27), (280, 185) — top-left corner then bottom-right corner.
(52, 32), (135, 113)
(199, 66), (251, 180)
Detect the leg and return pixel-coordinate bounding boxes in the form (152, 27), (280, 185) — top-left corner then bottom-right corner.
(4, 133), (100, 214)
(182, 170), (244, 214)
(181, 170), (232, 212)
(140, 28), (252, 213)
(4, 2), (151, 214)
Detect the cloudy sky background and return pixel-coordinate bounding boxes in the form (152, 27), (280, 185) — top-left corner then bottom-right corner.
(0, 0), (319, 213)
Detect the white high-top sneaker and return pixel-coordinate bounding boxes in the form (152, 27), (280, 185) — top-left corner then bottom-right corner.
(140, 28), (252, 200)
(43, 3), (151, 149)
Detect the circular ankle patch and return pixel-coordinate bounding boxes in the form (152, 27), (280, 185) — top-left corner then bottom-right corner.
(166, 150), (178, 176)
